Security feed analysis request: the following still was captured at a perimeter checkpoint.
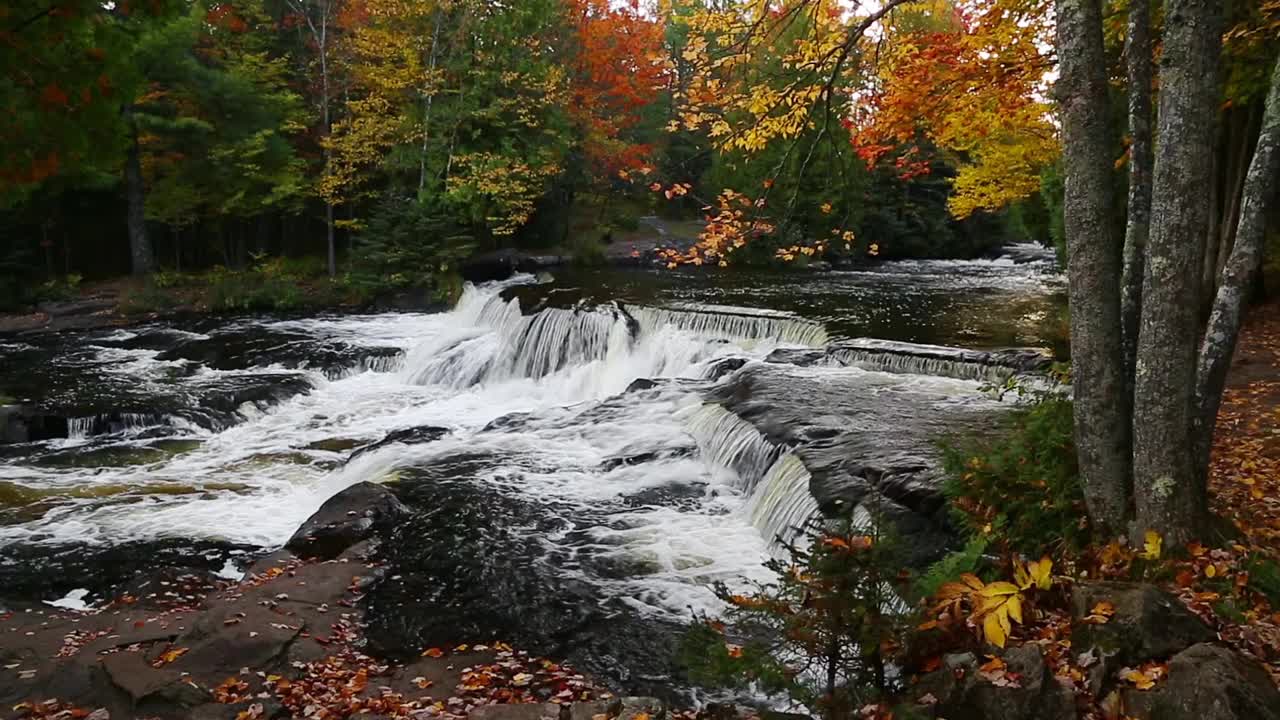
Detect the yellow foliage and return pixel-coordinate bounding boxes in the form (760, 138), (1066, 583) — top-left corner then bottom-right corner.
(932, 557), (1055, 648)
(1140, 530), (1162, 561)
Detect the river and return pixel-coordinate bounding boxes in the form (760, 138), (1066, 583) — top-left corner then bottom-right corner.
(0, 244), (1064, 690)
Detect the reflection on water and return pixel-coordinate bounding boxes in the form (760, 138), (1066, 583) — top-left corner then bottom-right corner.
(542, 243), (1066, 351)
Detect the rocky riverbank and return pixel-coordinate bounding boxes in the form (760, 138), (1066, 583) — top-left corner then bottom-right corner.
(0, 483), (674, 720)
(5, 480), (1278, 720)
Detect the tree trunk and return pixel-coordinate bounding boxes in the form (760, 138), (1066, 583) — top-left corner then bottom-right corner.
(1201, 121), (1222, 305)
(420, 9), (443, 192)
(1132, 0), (1223, 544)
(1121, 0), (1154, 416)
(1193, 55), (1280, 487)
(1055, 0), (1130, 534)
(125, 113), (153, 276)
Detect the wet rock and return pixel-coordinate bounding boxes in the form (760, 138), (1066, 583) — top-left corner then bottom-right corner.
(1070, 582), (1214, 667)
(0, 538), (253, 607)
(348, 426), (450, 460)
(286, 481), (408, 559)
(304, 437), (367, 452)
(910, 645), (1075, 720)
(157, 328), (402, 379)
(469, 703), (564, 720)
(0, 405), (68, 444)
(704, 357), (748, 381)
(463, 250), (568, 282)
(625, 378), (661, 393)
(694, 704), (756, 720)
(1119, 643), (1280, 720)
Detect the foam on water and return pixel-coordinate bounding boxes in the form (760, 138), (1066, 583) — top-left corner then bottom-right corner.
(0, 280), (799, 617)
(0, 272), (1030, 621)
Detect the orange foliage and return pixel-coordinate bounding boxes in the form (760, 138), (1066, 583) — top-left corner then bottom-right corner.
(567, 0), (666, 178)
(851, 0), (1057, 217)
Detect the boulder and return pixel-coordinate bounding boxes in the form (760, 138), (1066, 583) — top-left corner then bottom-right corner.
(909, 645), (1076, 720)
(286, 482), (409, 559)
(1120, 643), (1280, 720)
(1070, 582), (1214, 667)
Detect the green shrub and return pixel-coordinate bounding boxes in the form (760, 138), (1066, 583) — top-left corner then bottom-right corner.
(151, 270), (193, 289)
(940, 388), (1088, 555)
(569, 232), (607, 265)
(912, 536), (989, 602)
(120, 283), (178, 315)
(214, 274), (305, 311)
(348, 195), (474, 298)
(681, 516), (914, 718)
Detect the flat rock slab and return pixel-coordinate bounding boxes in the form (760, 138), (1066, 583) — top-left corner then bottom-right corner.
(0, 553), (375, 718)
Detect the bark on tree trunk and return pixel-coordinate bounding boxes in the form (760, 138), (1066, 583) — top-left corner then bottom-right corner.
(1193, 56), (1280, 488)
(1121, 0), (1154, 420)
(1132, 0), (1223, 544)
(1055, 0), (1130, 534)
(125, 112), (153, 276)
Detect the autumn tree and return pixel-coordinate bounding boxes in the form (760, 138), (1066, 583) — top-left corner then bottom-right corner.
(852, 0), (1058, 219)
(324, 0), (574, 245)
(140, 0), (306, 267)
(567, 0), (666, 183)
(673, 0), (1280, 546)
(282, 0), (347, 276)
(1058, 0), (1280, 543)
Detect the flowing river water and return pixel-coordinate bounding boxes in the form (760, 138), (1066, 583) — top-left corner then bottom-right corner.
(0, 244), (1064, 690)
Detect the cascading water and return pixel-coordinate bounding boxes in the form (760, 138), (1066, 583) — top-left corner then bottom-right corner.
(746, 452), (820, 549)
(683, 403), (781, 491)
(629, 305), (829, 347)
(0, 277), (842, 619)
(0, 248), (1063, 694)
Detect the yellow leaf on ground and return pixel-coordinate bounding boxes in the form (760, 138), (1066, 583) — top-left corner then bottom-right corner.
(979, 581), (1020, 597)
(1141, 530), (1162, 560)
(1028, 556), (1053, 590)
(982, 612), (1007, 647)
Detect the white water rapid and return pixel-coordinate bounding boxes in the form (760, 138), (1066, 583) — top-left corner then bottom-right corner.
(0, 277), (864, 617)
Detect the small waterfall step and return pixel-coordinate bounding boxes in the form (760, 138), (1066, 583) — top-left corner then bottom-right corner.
(767, 337), (1053, 383)
(700, 361), (1013, 566)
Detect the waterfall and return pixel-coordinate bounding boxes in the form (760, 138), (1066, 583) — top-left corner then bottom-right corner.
(684, 404), (780, 490)
(831, 350), (1016, 383)
(824, 338), (1050, 384)
(401, 288), (632, 389)
(745, 452), (820, 550)
(628, 305), (828, 347)
(67, 413), (175, 440)
(683, 402), (821, 550)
